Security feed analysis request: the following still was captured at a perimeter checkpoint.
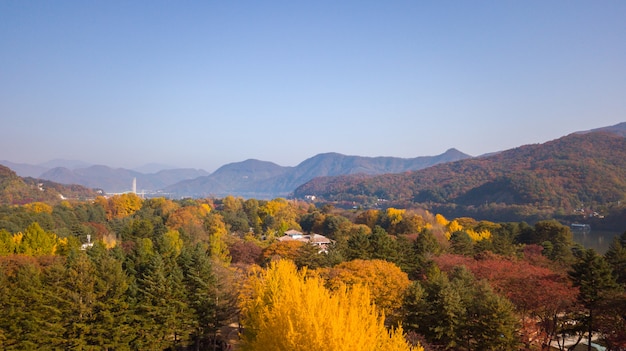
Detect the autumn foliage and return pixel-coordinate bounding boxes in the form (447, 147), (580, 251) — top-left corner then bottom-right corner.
(238, 260), (421, 351)
(318, 259), (411, 315)
(433, 253), (578, 346)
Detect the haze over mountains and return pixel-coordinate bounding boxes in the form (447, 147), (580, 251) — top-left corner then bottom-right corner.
(1, 149), (471, 198)
(1, 122), (625, 204)
(164, 148), (470, 199)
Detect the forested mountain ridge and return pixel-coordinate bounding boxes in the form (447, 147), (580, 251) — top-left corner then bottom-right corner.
(294, 131), (626, 221)
(0, 165), (98, 205)
(579, 121), (626, 137)
(0, 160), (49, 178)
(3, 150), (469, 197)
(164, 148), (471, 199)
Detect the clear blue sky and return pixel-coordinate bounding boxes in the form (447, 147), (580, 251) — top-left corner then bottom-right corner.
(1, 1), (625, 172)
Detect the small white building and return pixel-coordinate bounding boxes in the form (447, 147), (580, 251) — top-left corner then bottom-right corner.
(80, 234), (94, 250)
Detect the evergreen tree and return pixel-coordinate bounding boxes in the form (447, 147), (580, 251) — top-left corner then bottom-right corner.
(413, 229), (443, 257)
(402, 281), (426, 332)
(449, 231), (474, 256)
(179, 244), (218, 350)
(1, 262), (63, 349)
(59, 250), (99, 349)
(395, 235), (419, 276)
(569, 248), (619, 351)
(294, 242), (329, 269)
(605, 231), (626, 287)
(87, 243), (133, 349)
(461, 281), (519, 350)
(490, 224), (518, 256)
(369, 225), (400, 263)
(404, 266), (519, 350)
(345, 229), (372, 260)
(133, 253), (192, 349)
(415, 267), (465, 348)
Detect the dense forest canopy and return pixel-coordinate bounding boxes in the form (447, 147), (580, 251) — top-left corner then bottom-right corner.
(0, 193), (625, 350)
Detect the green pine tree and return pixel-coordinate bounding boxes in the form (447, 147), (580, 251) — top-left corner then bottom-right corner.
(605, 231), (626, 287)
(569, 248), (619, 351)
(179, 244), (218, 350)
(88, 243), (133, 349)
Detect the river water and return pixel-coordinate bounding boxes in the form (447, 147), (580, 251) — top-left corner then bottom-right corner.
(572, 229), (620, 254)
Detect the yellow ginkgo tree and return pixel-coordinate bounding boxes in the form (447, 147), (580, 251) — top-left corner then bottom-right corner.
(238, 260), (422, 351)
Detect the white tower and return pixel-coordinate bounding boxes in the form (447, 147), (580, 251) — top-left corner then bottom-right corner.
(132, 177), (137, 194)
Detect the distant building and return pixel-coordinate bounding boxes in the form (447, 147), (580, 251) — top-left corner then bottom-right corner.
(277, 229), (333, 253)
(80, 234), (94, 250)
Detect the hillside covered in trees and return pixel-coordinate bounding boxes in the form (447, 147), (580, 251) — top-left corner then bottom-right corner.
(294, 131), (626, 228)
(1, 194), (625, 350)
(0, 165), (98, 205)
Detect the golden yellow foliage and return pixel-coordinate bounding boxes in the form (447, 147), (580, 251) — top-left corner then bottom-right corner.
(23, 202), (53, 214)
(166, 204), (211, 231)
(206, 213), (231, 265)
(466, 229), (492, 241)
(262, 240), (305, 262)
(447, 219), (463, 234)
(385, 208), (405, 226)
(222, 195), (243, 213)
(144, 197), (180, 217)
(15, 223), (59, 256)
(239, 260), (422, 351)
(260, 198), (301, 233)
(320, 259), (411, 314)
(200, 203), (212, 214)
(435, 213), (449, 226)
(98, 193), (143, 219)
(12, 232), (23, 246)
(436, 216), (493, 242)
(57, 237), (69, 252)
(102, 233), (117, 249)
(455, 217), (478, 228)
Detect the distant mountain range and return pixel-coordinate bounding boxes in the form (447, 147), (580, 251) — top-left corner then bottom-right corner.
(0, 149), (470, 199)
(293, 123), (626, 223)
(37, 166), (210, 194)
(2, 122), (625, 207)
(164, 148), (471, 199)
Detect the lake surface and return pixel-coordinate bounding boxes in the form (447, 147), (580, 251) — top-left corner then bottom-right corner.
(572, 229), (620, 254)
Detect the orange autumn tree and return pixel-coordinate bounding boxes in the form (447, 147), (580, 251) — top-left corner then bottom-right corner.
(319, 259), (411, 318)
(95, 193), (143, 220)
(239, 260), (421, 351)
(261, 240), (305, 262)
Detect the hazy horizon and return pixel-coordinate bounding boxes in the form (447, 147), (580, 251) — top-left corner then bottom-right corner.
(2, 1), (625, 171)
